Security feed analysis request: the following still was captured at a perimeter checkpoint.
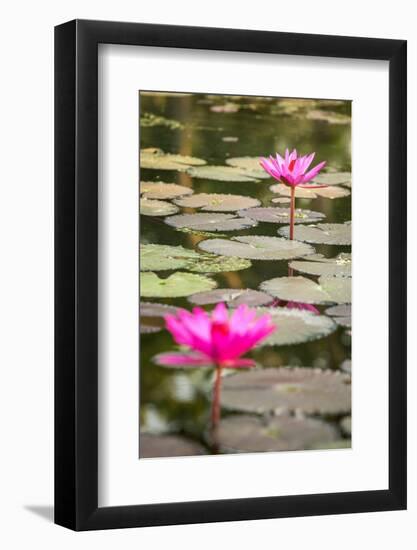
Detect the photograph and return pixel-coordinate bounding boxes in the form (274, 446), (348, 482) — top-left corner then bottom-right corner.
(139, 91), (352, 458)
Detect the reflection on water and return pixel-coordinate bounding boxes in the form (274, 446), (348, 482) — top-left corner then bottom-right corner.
(139, 93), (351, 456)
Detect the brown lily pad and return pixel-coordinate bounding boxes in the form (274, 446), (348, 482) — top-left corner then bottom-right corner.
(188, 288), (273, 307)
(218, 414), (338, 453)
(220, 367), (351, 415)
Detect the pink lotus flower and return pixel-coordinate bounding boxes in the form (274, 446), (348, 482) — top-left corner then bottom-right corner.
(260, 149), (327, 241)
(260, 149), (326, 187)
(157, 303), (276, 432)
(159, 303), (275, 368)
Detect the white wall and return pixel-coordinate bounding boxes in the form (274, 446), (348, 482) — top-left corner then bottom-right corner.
(0, 1), (415, 548)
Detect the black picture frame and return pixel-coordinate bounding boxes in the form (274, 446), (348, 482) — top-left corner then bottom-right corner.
(55, 19), (407, 531)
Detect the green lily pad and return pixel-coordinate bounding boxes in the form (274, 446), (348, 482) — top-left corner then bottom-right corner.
(259, 276), (335, 305)
(140, 198), (179, 216)
(289, 253), (351, 277)
(225, 157), (271, 179)
(174, 193), (260, 212)
(217, 414), (338, 453)
(141, 272), (217, 298)
(313, 172), (351, 185)
(188, 288), (273, 307)
(255, 307), (337, 346)
(173, 228), (228, 238)
(239, 207), (325, 224)
(140, 181), (193, 199)
(319, 276), (351, 304)
(140, 148), (206, 171)
(198, 236), (315, 260)
(220, 367), (351, 415)
(165, 213), (257, 232)
(305, 110), (350, 125)
(270, 182), (350, 199)
(140, 244), (200, 271)
(187, 255), (252, 274)
(187, 165), (260, 182)
(140, 434), (207, 458)
(278, 223), (351, 245)
(140, 112), (184, 130)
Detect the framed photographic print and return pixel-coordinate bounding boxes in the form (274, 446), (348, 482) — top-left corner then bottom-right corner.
(55, 19), (407, 530)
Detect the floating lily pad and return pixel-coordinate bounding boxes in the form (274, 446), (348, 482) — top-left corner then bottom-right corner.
(310, 186), (351, 199)
(217, 414), (338, 453)
(198, 236), (315, 260)
(225, 157), (271, 179)
(259, 276), (335, 305)
(340, 359), (352, 374)
(140, 148), (206, 171)
(187, 165), (260, 182)
(278, 223), (351, 245)
(174, 228), (228, 238)
(140, 434), (207, 458)
(310, 440), (351, 450)
(140, 112), (184, 130)
(289, 253), (351, 277)
(140, 198), (179, 216)
(141, 272), (216, 298)
(140, 181), (193, 200)
(239, 207), (325, 224)
(325, 304), (352, 327)
(140, 301), (182, 334)
(254, 307), (337, 346)
(174, 193), (260, 212)
(210, 102), (239, 113)
(306, 110), (350, 125)
(140, 244), (200, 271)
(140, 324), (161, 334)
(165, 213), (257, 231)
(220, 367), (351, 415)
(188, 288), (273, 307)
(141, 302), (182, 317)
(187, 255), (252, 273)
(270, 183), (350, 199)
(313, 172), (351, 185)
(319, 276), (351, 304)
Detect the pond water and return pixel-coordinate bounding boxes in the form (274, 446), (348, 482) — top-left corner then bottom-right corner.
(139, 93), (351, 456)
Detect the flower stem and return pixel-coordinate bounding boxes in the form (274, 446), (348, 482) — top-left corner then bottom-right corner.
(290, 186), (295, 240)
(211, 364), (223, 431)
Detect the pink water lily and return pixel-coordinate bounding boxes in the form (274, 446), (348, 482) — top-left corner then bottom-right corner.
(260, 149), (326, 188)
(158, 303), (276, 431)
(161, 303), (275, 368)
(260, 149), (327, 241)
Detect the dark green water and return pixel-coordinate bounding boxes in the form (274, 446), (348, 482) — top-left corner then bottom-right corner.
(139, 93), (351, 453)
